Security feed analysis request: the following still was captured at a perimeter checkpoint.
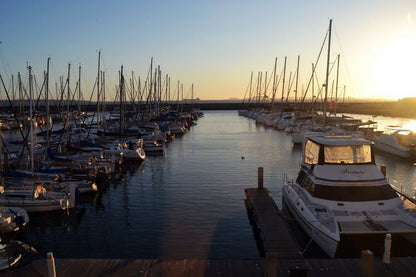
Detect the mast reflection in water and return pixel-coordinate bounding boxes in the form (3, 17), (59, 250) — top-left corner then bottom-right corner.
(19, 111), (416, 259)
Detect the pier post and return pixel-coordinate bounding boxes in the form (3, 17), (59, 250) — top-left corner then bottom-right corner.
(360, 250), (373, 277)
(380, 164), (386, 177)
(265, 251), (277, 277)
(258, 167), (264, 190)
(382, 234), (391, 264)
(47, 252), (56, 277)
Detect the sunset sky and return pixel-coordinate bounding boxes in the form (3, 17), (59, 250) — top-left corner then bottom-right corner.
(1, 0), (415, 101)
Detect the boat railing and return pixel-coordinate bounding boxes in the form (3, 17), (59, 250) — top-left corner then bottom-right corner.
(283, 173), (295, 186)
(390, 180), (416, 204)
(287, 177), (311, 206)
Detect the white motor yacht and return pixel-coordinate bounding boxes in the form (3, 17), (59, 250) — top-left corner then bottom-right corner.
(282, 135), (416, 257)
(374, 127), (416, 162)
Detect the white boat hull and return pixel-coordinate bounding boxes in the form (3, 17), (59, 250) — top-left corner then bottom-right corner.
(0, 199), (66, 213)
(374, 139), (414, 160)
(282, 186), (339, 257)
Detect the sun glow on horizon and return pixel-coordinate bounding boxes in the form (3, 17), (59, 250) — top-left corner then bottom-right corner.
(403, 120), (416, 133)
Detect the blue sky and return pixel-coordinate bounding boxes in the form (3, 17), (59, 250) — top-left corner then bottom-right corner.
(1, 0), (416, 100)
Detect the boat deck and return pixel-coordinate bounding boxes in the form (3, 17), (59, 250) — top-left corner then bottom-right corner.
(339, 219), (416, 234)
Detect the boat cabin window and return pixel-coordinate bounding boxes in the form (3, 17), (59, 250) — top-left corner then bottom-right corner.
(313, 184), (397, 202)
(324, 144), (372, 164)
(304, 140), (320, 164)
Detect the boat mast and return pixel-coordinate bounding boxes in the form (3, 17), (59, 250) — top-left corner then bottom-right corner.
(281, 56), (287, 103)
(11, 75), (14, 101)
(271, 57), (277, 105)
(46, 58), (50, 150)
(97, 50), (101, 131)
(181, 83), (183, 112)
(67, 64), (70, 126)
(263, 72), (267, 107)
(176, 80), (180, 111)
(295, 55), (300, 104)
(149, 58), (153, 117)
(323, 19), (332, 129)
(78, 65), (82, 112)
(257, 72), (262, 108)
(248, 72), (253, 108)
(28, 66), (34, 176)
(286, 72), (292, 102)
(102, 71), (106, 132)
(168, 76), (170, 104)
(163, 76), (167, 104)
(119, 66), (124, 134)
(191, 83), (194, 106)
(18, 72), (23, 114)
(335, 54), (340, 117)
(312, 63), (315, 103)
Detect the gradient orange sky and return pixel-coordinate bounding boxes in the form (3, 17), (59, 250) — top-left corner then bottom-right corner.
(1, 1), (415, 101)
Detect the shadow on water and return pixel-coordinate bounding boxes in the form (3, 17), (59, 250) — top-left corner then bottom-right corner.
(207, 211), (259, 259)
(21, 208), (86, 256)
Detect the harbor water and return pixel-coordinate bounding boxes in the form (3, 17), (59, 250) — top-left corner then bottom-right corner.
(17, 110), (416, 259)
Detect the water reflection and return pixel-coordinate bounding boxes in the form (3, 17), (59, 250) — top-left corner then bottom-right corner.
(9, 110), (416, 259)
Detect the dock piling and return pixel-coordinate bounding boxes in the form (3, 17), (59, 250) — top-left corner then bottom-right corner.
(382, 234), (391, 264)
(258, 167), (264, 190)
(47, 252), (56, 277)
(360, 250), (373, 277)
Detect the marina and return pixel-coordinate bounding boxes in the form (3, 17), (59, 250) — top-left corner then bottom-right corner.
(0, 110), (413, 276)
(2, 4), (416, 274)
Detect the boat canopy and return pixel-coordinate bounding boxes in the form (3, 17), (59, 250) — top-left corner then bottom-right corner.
(304, 136), (374, 165)
(308, 136), (373, 146)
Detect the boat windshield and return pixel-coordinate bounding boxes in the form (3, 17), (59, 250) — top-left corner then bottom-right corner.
(304, 140), (320, 164)
(324, 145), (372, 164)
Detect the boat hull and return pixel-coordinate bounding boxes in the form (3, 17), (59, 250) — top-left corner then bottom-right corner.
(374, 134), (416, 161)
(282, 186), (338, 257)
(0, 199), (66, 213)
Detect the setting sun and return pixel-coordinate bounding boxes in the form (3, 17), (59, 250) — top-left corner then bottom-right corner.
(368, 26), (416, 99)
(403, 120), (416, 133)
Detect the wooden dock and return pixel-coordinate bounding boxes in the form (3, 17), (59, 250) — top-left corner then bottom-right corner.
(2, 256), (416, 276)
(1, 258), (265, 277)
(244, 185), (302, 259)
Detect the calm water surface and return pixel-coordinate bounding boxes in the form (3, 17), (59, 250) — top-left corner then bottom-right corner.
(21, 110), (416, 259)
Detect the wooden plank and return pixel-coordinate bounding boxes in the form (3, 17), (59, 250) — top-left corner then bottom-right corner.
(3, 258), (416, 277)
(58, 259), (154, 277)
(383, 257), (416, 276)
(245, 187), (302, 258)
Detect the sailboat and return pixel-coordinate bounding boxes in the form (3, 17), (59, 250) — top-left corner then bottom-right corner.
(0, 65), (77, 213)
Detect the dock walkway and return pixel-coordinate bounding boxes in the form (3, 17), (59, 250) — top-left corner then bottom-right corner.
(2, 257), (416, 276)
(245, 187), (302, 259)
